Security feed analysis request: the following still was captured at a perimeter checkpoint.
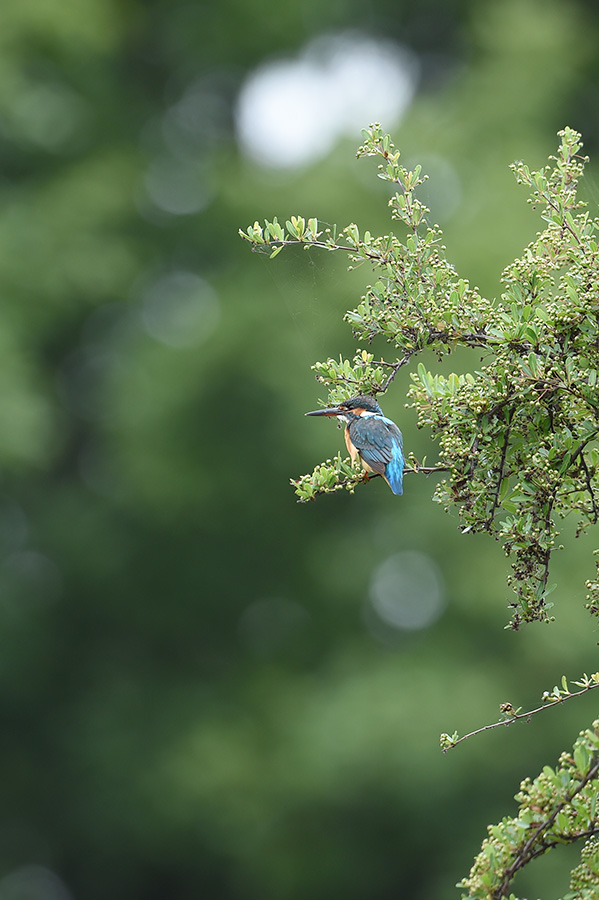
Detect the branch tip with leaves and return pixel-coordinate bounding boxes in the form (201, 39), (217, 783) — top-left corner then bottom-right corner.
(441, 672), (599, 753)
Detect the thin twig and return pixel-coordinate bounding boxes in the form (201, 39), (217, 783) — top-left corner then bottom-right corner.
(444, 680), (599, 751)
(376, 354), (414, 391)
(246, 237), (387, 261)
(484, 422), (512, 530)
(538, 491), (557, 600)
(580, 453), (599, 523)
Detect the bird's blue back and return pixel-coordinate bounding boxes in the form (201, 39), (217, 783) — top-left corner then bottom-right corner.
(348, 413), (404, 495)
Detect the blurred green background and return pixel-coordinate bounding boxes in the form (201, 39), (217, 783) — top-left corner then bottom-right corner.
(1, 0), (599, 898)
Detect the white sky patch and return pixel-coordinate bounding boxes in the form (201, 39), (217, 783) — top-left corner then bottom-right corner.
(236, 32), (419, 169)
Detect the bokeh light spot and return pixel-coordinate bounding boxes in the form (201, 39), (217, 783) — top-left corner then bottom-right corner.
(144, 158), (214, 215)
(367, 550), (445, 636)
(0, 864), (71, 900)
(12, 82), (89, 150)
(141, 271), (220, 348)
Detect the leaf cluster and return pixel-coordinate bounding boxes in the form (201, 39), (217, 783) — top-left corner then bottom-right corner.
(241, 124), (599, 629)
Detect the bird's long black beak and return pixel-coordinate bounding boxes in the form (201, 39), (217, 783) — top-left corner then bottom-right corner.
(305, 406), (343, 417)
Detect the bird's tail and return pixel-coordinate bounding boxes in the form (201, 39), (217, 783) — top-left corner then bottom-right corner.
(384, 456), (404, 495)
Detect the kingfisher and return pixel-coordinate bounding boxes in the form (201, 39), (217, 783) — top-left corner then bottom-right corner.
(305, 395), (404, 494)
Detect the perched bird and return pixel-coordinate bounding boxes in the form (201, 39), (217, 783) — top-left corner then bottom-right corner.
(305, 394), (404, 494)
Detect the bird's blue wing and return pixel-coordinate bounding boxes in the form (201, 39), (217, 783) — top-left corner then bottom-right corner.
(348, 416), (403, 475)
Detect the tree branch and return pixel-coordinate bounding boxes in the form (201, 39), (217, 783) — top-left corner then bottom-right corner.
(494, 757), (599, 898)
(441, 678), (599, 752)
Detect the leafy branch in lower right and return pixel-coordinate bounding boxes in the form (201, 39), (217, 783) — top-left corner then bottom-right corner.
(458, 720), (599, 900)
